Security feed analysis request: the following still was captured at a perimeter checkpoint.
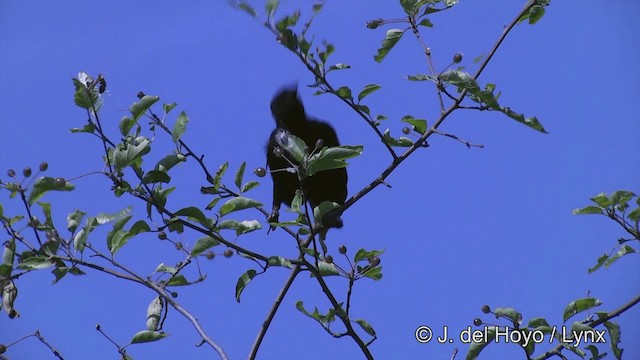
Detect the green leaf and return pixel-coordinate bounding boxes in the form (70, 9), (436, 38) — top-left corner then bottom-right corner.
(119, 116), (136, 136)
(266, 256), (293, 268)
(265, 0), (279, 15)
(163, 102), (177, 114)
(440, 69), (481, 93)
(235, 162), (246, 190)
(73, 208), (132, 252)
(211, 162), (228, 191)
(130, 330), (168, 344)
(604, 321), (622, 360)
(109, 219), (150, 256)
(306, 145), (363, 177)
(585, 345), (606, 360)
(166, 274), (190, 286)
(38, 201), (53, 228)
(572, 206), (604, 215)
(374, 29), (405, 63)
(219, 197), (262, 217)
(172, 111), (189, 144)
(628, 207), (640, 224)
(155, 154), (186, 172)
(334, 86), (352, 102)
(235, 1), (257, 18)
(466, 326), (497, 359)
(357, 84), (381, 102)
(190, 236), (221, 256)
(318, 42), (334, 64)
(70, 122), (96, 134)
(28, 177), (75, 205)
(173, 207), (208, 227)
(205, 197), (221, 211)
(602, 245), (636, 269)
(354, 319), (376, 336)
(152, 186), (175, 213)
(106, 214), (133, 252)
(72, 76), (101, 110)
(52, 266), (69, 284)
(130, 95), (159, 122)
(499, 106), (547, 133)
(313, 260), (340, 276)
(401, 116), (427, 135)
(241, 181), (260, 193)
(526, 5), (545, 24)
(355, 104), (370, 115)
(610, 190), (634, 207)
(274, 131), (308, 163)
(18, 256), (55, 270)
(235, 269), (257, 302)
(275, 11), (300, 32)
(354, 249), (385, 263)
(0, 239), (16, 278)
(590, 193), (611, 208)
(493, 308), (521, 325)
(382, 129), (413, 147)
(291, 189), (303, 213)
(142, 170), (171, 184)
(361, 266), (382, 280)
(218, 219), (262, 235)
(400, 0), (418, 14)
(418, 18), (433, 27)
(588, 253), (609, 273)
(113, 137), (151, 171)
(154, 263), (178, 275)
(328, 63), (351, 71)
(563, 297), (602, 322)
(146, 297), (163, 331)
(406, 74), (434, 82)
(313, 201), (340, 225)
(295, 300), (338, 325)
(527, 318), (550, 328)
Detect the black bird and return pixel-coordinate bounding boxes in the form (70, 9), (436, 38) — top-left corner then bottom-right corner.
(266, 86), (347, 229)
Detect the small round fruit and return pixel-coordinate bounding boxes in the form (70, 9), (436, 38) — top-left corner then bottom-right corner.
(205, 251), (215, 260)
(402, 127), (411, 135)
(315, 139), (324, 149)
(453, 52), (463, 63)
(473, 318), (482, 326)
(481, 305), (490, 314)
(273, 147), (283, 158)
(23, 167), (32, 177)
(175, 242), (183, 250)
(369, 256), (380, 266)
(7, 169), (16, 178)
(325, 255), (334, 264)
(39, 162), (49, 171)
(338, 245), (347, 254)
(223, 249), (233, 258)
(158, 231), (167, 240)
(254, 167), (266, 178)
(55, 177), (66, 187)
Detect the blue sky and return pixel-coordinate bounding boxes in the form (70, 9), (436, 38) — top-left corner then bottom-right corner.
(1, 1), (639, 359)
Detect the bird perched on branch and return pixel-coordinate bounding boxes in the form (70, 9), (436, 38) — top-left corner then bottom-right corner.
(266, 85), (347, 229)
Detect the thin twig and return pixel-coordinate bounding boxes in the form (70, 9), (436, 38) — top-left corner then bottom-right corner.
(432, 129), (484, 148)
(534, 293), (640, 360)
(407, 15), (446, 113)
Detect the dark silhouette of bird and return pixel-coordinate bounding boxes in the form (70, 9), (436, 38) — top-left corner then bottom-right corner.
(266, 86), (347, 229)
